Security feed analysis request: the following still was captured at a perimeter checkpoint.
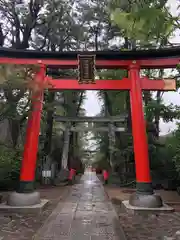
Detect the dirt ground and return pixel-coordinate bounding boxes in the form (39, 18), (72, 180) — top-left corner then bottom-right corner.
(105, 186), (180, 240)
(0, 185), (70, 240)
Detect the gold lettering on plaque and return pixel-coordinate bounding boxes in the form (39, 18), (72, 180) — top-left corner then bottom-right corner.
(78, 55), (96, 84)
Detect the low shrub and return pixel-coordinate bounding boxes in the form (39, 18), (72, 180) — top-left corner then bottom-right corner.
(0, 146), (22, 190)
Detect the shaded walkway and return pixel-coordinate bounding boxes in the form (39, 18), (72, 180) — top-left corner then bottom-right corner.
(34, 171), (126, 240)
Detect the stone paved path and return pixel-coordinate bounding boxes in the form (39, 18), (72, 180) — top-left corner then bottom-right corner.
(34, 171), (126, 240)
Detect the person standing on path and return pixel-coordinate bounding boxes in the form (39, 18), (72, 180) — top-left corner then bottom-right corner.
(103, 169), (109, 184)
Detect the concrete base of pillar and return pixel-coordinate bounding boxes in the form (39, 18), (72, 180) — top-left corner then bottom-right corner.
(129, 192), (163, 208)
(7, 191), (40, 206)
(122, 200), (174, 214)
(0, 199), (48, 214)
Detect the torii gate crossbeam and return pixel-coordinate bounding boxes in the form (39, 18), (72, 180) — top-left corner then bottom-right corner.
(47, 78), (176, 91)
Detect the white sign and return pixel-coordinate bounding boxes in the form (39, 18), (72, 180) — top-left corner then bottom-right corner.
(42, 170), (52, 177)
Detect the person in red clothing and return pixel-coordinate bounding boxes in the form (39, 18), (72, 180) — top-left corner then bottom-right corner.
(68, 168), (76, 185)
(103, 169), (109, 184)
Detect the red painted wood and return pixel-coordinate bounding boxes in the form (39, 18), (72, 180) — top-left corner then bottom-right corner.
(20, 67), (45, 182)
(139, 58), (180, 69)
(129, 64), (151, 183)
(141, 77), (176, 91)
(46, 78), (175, 91)
(0, 57), (179, 69)
(48, 78), (131, 90)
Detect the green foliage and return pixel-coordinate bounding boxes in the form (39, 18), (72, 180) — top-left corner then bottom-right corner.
(0, 146), (22, 190)
(0, 64), (39, 87)
(170, 125), (180, 176)
(110, 0), (174, 43)
(145, 101), (178, 122)
(93, 153), (110, 170)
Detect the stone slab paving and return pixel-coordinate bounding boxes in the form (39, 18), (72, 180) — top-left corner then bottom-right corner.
(34, 171), (126, 240)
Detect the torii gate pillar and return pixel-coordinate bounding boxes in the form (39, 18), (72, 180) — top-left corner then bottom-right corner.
(7, 67), (45, 206)
(128, 62), (162, 208)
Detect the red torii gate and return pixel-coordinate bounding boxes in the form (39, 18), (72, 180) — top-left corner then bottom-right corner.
(3, 47), (178, 208)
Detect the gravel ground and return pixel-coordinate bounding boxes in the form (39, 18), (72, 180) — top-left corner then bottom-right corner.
(105, 186), (180, 240)
(0, 185), (70, 240)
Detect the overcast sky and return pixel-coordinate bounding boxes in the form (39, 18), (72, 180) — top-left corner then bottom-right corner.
(83, 0), (180, 136)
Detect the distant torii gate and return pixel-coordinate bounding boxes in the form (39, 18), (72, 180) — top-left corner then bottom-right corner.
(55, 115), (127, 171)
(2, 47), (177, 209)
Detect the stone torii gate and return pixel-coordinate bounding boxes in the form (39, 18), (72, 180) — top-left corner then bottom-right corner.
(55, 114), (127, 172)
(0, 47), (177, 210)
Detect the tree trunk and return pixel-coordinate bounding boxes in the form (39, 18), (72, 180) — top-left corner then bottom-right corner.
(41, 92), (55, 184)
(108, 123), (116, 170)
(154, 91), (161, 138)
(61, 124), (71, 169)
(104, 92), (115, 169)
(9, 119), (20, 148)
(54, 123), (71, 184)
(154, 70), (164, 139)
(68, 91), (84, 169)
(43, 91), (55, 156)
